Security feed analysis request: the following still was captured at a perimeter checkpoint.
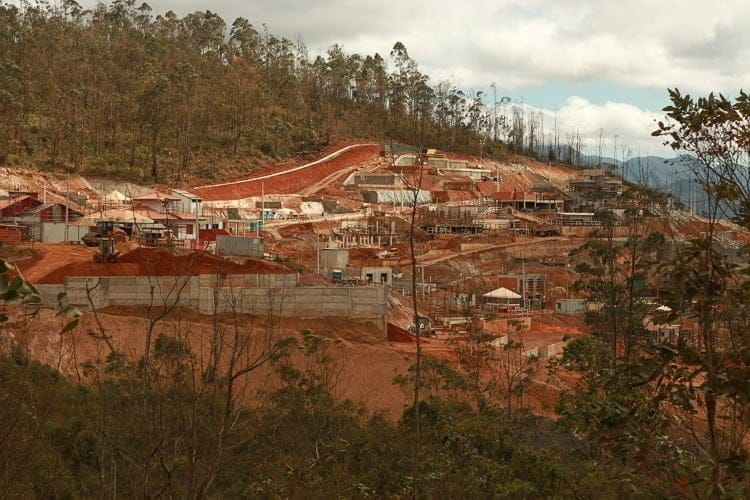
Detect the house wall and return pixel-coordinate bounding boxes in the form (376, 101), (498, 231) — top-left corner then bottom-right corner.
(39, 205), (74, 222)
(38, 222), (89, 243)
(360, 266), (392, 285)
(135, 200), (164, 212)
(173, 193), (203, 216)
(174, 221), (199, 241)
(215, 235), (264, 257)
(320, 248), (349, 270)
(555, 299), (587, 315)
(495, 276), (519, 292)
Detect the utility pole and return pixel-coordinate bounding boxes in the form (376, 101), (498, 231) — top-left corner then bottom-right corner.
(258, 180), (264, 237)
(491, 82), (497, 142)
(64, 170), (70, 243)
(521, 255), (526, 311)
(194, 195), (199, 250)
(421, 263), (426, 300)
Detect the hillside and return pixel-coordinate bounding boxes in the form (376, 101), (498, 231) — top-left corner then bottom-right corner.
(0, 2), (505, 184)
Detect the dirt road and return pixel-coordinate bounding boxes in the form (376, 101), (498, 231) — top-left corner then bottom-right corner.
(16, 243), (96, 284)
(420, 237), (567, 266)
(194, 143), (380, 200)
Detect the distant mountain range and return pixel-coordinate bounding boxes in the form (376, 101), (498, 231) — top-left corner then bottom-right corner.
(534, 145), (711, 215)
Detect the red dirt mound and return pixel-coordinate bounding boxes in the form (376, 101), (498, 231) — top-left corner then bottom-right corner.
(37, 248), (294, 284)
(387, 322), (414, 343)
(118, 248), (294, 275)
(37, 263), (142, 284)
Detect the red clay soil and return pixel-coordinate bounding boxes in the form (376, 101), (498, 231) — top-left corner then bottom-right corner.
(348, 247), (381, 260)
(194, 143), (380, 200)
(387, 322), (414, 343)
(36, 247), (295, 284)
(16, 244), (97, 284)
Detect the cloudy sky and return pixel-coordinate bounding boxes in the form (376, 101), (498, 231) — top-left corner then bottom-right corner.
(82, 0), (750, 157)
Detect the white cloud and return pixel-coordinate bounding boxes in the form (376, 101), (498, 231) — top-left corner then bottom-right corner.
(73, 1), (750, 95)
(515, 97), (670, 157)
(66, 0), (744, 156)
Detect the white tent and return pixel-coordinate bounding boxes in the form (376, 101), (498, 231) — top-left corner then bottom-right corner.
(109, 209), (153, 224)
(483, 287), (522, 300)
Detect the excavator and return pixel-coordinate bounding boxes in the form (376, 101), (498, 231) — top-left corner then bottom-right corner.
(85, 220), (127, 263)
(93, 237), (119, 263)
(82, 220), (127, 247)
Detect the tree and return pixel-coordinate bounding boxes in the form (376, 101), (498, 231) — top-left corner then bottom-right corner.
(651, 89), (750, 494)
(572, 201), (665, 360)
(0, 60), (23, 164)
(137, 67), (173, 179)
(654, 89), (750, 224)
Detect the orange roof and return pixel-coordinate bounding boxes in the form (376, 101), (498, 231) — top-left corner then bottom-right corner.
(432, 190), (478, 203)
(476, 182), (523, 197)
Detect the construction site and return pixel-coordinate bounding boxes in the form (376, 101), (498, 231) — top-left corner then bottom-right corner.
(2, 141), (748, 415)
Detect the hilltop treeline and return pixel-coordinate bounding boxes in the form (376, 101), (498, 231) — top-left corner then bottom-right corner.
(0, 0), (505, 182)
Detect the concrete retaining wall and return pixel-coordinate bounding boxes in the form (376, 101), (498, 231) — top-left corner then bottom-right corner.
(198, 286), (387, 332)
(197, 274), (298, 289)
(62, 275), (199, 309)
(36, 284), (66, 306)
(40, 274), (386, 332)
(537, 341), (567, 358)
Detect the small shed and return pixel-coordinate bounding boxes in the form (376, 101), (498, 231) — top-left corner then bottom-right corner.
(555, 298), (587, 315)
(360, 266), (392, 285)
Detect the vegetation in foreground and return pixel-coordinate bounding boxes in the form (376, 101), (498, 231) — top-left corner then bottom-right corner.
(0, 342), (626, 498)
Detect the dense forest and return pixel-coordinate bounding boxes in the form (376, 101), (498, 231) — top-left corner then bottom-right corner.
(0, 0), (517, 183)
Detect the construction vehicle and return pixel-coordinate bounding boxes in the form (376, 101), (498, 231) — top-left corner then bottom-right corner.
(93, 237), (119, 263)
(138, 227), (178, 248)
(408, 316), (434, 337)
(82, 220), (127, 247)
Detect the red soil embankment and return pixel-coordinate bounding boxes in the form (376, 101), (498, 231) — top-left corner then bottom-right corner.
(387, 322), (414, 343)
(194, 143), (379, 200)
(36, 247), (294, 284)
